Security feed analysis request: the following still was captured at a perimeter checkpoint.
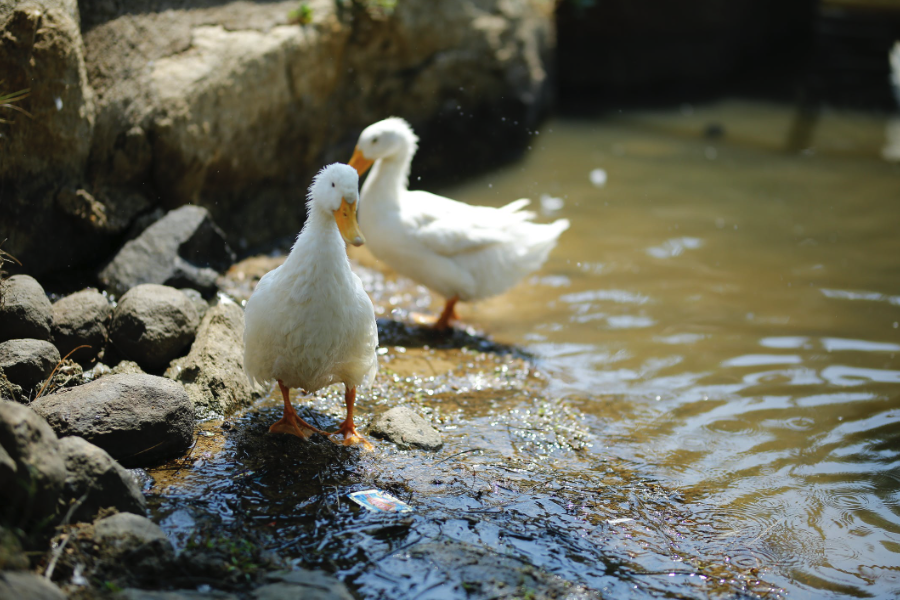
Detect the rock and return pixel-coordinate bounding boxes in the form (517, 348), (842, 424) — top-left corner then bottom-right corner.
(0, 373), (23, 404)
(108, 284), (201, 372)
(0, 571), (66, 600)
(253, 570), (355, 600)
(83, 360), (145, 383)
(51, 288), (112, 364)
(111, 360), (146, 377)
(0, 275), (53, 343)
(0, 339), (60, 398)
(83, 362), (111, 383)
(0, 400), (66, 529)
(368, 406), (443, 451)
(0, 0), (100, 277)
(58, 436), (147, 524)
(99, 206), (235, 298)
(180, 288), (209, 322)
(0, 0), (94, 180)
(166, 301), (259, 418)
(114, 589), (239, 599)
(92, 513), (175, 577)
(0, 526), (28, 571)
(29, 374), (194, 468)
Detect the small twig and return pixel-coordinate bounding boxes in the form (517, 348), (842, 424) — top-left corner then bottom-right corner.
(44, 485), (93, 581)
(34, 345), (90, 400)
(43, 534), (69, 581)
(432, 448), (483, 466)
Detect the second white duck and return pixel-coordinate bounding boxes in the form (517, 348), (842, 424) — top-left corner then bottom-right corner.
(349, 117), (570, 330)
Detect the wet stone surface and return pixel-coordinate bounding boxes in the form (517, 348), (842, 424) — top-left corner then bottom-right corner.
(138, 316), (778, 600)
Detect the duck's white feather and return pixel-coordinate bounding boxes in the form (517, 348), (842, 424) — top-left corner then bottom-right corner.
(243, 164), (377, 392)
(356, 118), (569, 302)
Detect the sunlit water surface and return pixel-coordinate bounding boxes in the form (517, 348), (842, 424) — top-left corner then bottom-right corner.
(439, 101), (900, 599)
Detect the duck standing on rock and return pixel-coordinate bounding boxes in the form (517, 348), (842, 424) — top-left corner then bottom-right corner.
(243, 163), (377, 449)
(348, 117), (570, 330)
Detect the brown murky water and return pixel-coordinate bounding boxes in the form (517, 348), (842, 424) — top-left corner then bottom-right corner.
(439, 101), (900, 599)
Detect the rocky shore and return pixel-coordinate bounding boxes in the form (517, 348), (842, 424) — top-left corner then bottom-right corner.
(0, 197), (456, 598)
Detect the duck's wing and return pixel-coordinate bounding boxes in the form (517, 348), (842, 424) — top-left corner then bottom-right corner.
(404, 190), (530, 256)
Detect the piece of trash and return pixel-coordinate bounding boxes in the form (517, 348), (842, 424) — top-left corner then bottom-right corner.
(589, 168), (607, 188)
(606, 517), (634, 525)
(348, 489), (412, 513)
(198, 431), (215, 437)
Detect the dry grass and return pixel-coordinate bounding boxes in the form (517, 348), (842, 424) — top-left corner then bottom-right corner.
(0, 87), (32, 126)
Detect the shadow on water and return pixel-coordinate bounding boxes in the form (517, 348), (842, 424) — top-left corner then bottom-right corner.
(376, 317), (527, 359)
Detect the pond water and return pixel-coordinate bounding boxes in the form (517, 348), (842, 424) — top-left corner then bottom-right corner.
(440, 100), (900, 599)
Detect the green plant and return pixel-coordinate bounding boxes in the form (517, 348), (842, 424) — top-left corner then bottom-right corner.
(287, 2), (313, 25)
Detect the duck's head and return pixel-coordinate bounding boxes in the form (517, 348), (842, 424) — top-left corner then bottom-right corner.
(349, 117), (419, 176)
(309, 163), (365, 247)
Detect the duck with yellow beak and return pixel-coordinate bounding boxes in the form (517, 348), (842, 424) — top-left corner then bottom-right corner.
(349, 117), (569, 330)
(243, 163), (377, 449)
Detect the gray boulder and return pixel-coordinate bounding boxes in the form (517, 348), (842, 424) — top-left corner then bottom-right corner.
(0, 400), (66, 529)
(0, 571), (66, 600)
(51, 288), (112, 364)
(99, 205), (235, 297)
(180, 288), (209, 322)
(92, 512), (175, 577)
(58, 436), (147, 524)
(0, 339), (60, 398)
(30, 374), (194, 468)
(369, 406), (443, 451)
(166, 301), (259, 418)
(109, 284), (201, 372)
(0, 275), (53, 343)
(253, 570), (355, 600)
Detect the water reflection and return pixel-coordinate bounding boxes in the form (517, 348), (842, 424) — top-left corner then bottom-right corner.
(447, 101), (900, 598)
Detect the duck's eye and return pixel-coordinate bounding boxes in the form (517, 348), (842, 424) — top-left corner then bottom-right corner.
(373, 137), (379, 144)
(331, 182), (335, 187)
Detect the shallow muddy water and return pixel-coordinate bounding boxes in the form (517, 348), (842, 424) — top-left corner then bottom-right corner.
(438, 101), (900, 599)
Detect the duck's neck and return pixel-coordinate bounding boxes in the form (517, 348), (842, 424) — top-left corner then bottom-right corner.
(361, 143), (414, 206)
(286, 209), (346, 271)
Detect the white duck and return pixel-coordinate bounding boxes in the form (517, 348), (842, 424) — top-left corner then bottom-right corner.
(349, 117), (570, 330)
(243, 163), (377, 449)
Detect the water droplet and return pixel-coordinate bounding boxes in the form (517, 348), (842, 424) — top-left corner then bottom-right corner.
(589, 168), (607, 188)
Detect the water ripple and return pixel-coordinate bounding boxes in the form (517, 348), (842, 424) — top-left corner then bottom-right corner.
(723, 354), (803, 367)
(646, 237), (703, 258)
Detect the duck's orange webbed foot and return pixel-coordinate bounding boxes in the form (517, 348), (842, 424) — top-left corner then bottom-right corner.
(269, 412), (325, 439)
(269, 380), (327, 439)
(327, 386), (374, 450)
(327, 420), (374, 451)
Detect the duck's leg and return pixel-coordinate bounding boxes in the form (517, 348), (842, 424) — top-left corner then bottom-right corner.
(269, 380), (327, 438)
(433, 296), (459, 331)
(327, 386), (374, 450)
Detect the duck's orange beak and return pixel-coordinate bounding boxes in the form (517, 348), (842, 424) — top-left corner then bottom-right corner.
(334, 197), (365, 247)
(348, 147), (374, 177)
